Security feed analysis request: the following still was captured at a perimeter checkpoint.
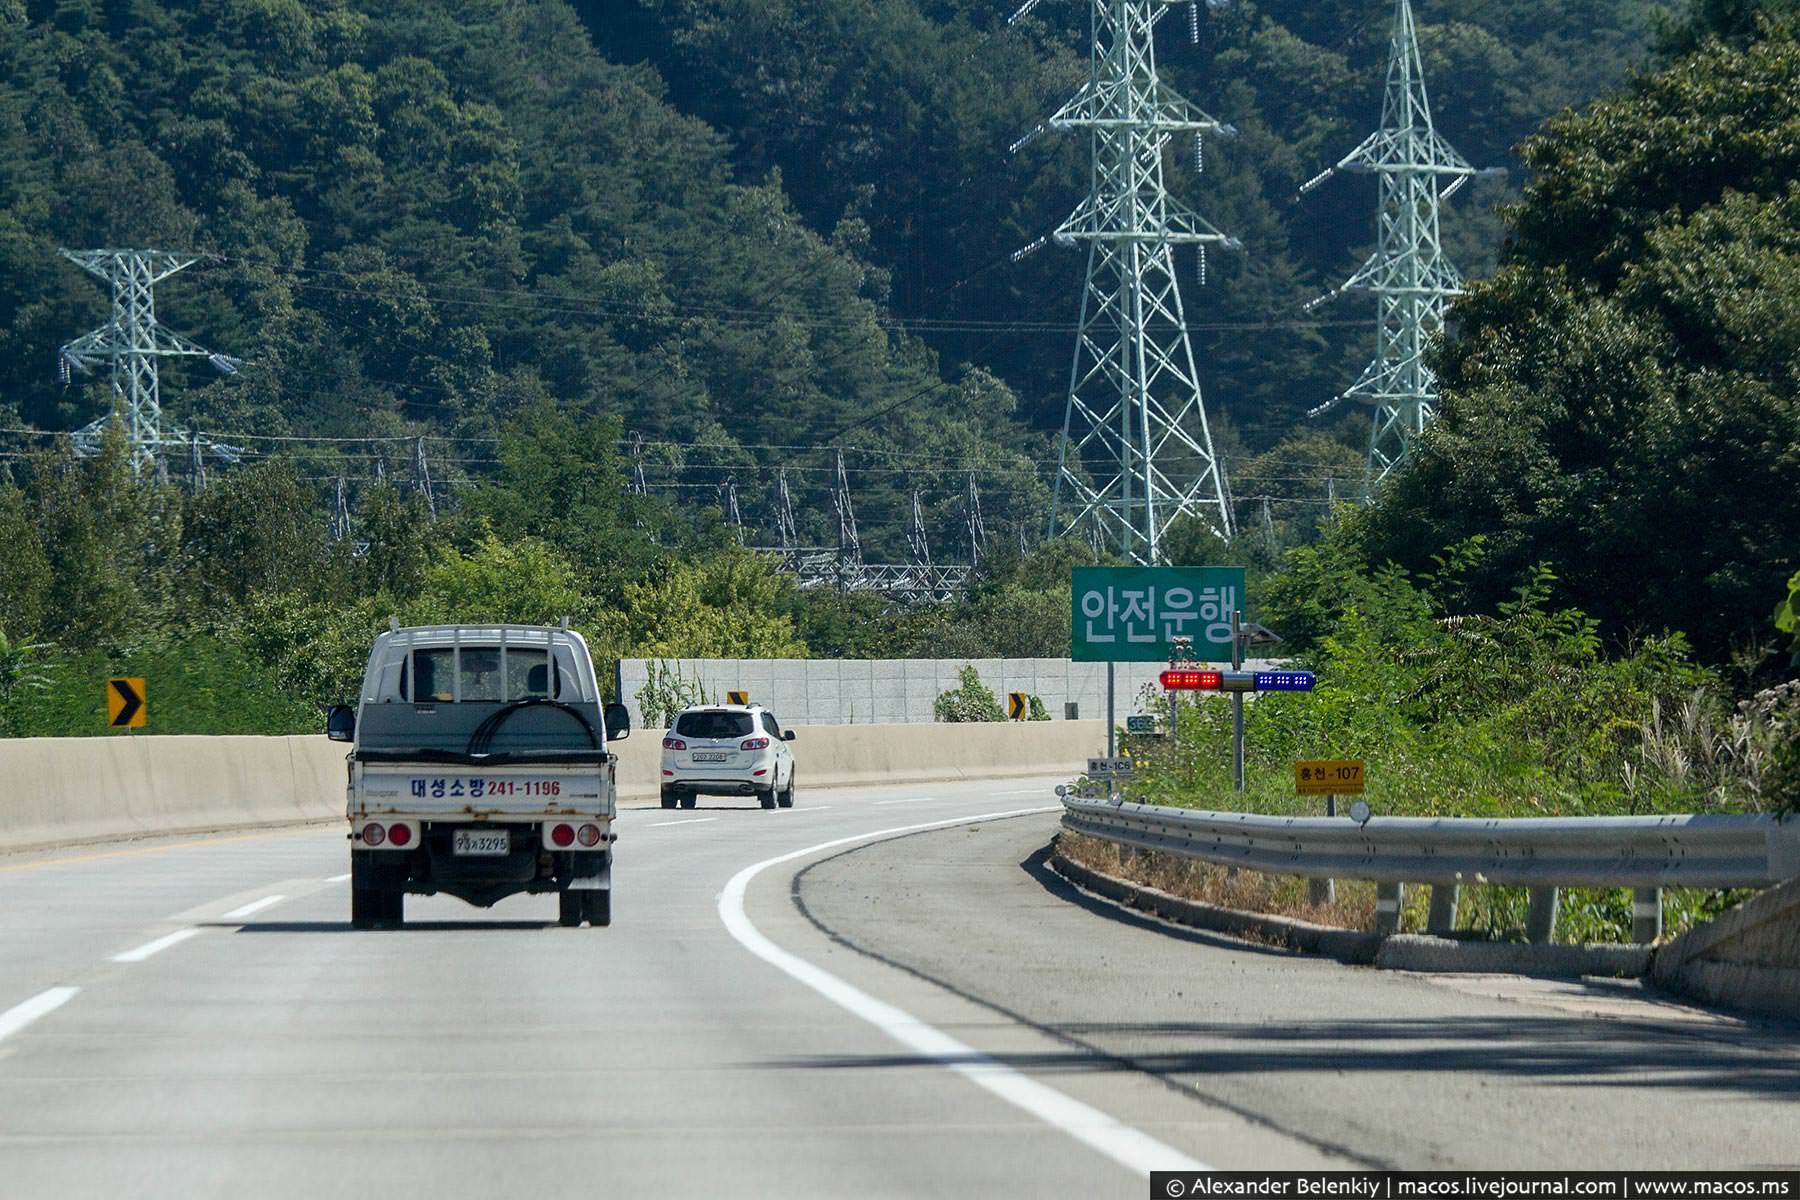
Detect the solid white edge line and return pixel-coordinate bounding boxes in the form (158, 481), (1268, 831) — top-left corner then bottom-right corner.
(221, 895), (286, 920)
(649, 817), (719, 827)
(0, 986), (80, 1042)
(110, 928), (203, 963)
(717, 806), (1210, 1178)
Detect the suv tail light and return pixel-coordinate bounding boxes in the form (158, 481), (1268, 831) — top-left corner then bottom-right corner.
(740, 737), (770, 751)
(663, 737), (686, 750)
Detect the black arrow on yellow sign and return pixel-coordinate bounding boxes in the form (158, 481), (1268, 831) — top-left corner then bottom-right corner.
(107, 677), (146, 728)
(1007, 692), (1028, 721)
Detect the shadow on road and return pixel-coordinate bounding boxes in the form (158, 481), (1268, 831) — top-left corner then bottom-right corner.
(218, 920), (558, 932)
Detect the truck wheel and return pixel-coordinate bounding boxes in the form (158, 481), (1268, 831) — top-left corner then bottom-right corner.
(777, 772), (795, 809)
(759, 787), (777, 810)
(350, 857), (380, 929)
(558, 890), (584, 927)
(383, 886), (405, 926)
(585, 890), (611, 927)
(660, 787), (678, 810)
(679, 794), (697, 810)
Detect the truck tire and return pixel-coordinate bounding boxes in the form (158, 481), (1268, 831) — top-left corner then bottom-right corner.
(383, 886), (405, 926)
(558, 889), (585, 927)
(350, 857), (381, 929)
(585, 889), (611, 927)
(660, 787), (678, 810)
(777, 772), (795, 809)
(759, 787), (777, 810)
(679, 794), (697, 810)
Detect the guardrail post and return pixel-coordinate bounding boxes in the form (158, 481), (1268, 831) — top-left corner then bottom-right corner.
(1526, 887), (1559, 944)
(1308, 876), (1336, 906)
(1427, 884), (1459, 934)
(1375, 881), (1403, 936)
(1632, 887), (1662, 944)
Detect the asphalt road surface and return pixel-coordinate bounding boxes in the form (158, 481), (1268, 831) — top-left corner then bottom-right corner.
(0, 777), (1794, 1199)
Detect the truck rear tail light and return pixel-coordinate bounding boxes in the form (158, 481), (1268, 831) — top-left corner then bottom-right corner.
(740, 737), (770, 751)
(550, 823), (575, 848)
(663, 737), (686, 750)
(361, 822), (385, 846)
(576, 823), (601, 847)
(387, 823), (412, 847)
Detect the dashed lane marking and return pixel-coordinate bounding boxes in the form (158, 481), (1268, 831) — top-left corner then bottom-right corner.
(221, 895), (287, 920)
(110, 929), (203, 964)
(649, 818), (718, 827)
(0, 987), (80, 1042)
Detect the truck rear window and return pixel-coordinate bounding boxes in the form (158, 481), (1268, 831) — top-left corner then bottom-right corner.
(675, 711), (753, 739)
(406, 647), (556, 702)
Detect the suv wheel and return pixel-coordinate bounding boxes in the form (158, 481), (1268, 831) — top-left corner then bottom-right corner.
(679, 793), (698, 810)
(777, 772), (795, 808)
(759, 787), (777, 811)
(660, 787), (678, 809)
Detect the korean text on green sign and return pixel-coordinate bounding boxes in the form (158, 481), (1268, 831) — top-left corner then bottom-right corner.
(1070, 566), (1247, 663)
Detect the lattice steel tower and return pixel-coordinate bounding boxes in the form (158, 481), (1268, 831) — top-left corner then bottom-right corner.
(1036, 0), (1239, 562)
(1299, 0), (1499, 492)
(57, 249), (240, 475)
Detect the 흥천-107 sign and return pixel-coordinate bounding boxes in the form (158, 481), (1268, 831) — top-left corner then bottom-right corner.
(1071, 566), (1247, 663)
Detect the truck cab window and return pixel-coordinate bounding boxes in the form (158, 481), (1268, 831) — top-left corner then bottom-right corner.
(508, 649), (552, 699)
(414, 649), (456, 702)
(461, 648), (502, 701)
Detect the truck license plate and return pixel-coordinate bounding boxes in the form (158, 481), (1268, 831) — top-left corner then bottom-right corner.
(691, 752), (728, 762)
(453, 830), (510, 856)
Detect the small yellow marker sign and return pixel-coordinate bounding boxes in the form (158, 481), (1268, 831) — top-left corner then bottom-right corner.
(1296, 759), (1363, 794)
(1007, 692), (1028, 721)
(726, 690), (749, 705)
(107, 677), (146, 729)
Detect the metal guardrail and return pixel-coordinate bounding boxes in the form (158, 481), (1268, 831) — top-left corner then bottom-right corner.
(1061, 796), (1800, 941)
(1062, 798), (1800, 889)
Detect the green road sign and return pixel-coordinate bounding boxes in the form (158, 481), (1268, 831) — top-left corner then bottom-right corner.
(1125, 714), (1156, 735)
(1071, 566), (1247, 663)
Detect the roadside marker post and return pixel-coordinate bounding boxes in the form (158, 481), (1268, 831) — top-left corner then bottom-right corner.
(727, 690), (749, 705)
(1007, 692), (1029, 721)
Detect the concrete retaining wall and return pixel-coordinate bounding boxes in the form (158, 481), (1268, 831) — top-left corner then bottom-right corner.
(0, 722), (1105, 853)
(618, 657), (1279, 728)
(1651, 876), (1800, 1020)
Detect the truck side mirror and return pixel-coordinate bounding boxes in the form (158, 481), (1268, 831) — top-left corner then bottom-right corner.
(602, 702), (631, 741)
(326, 704), (356, 743)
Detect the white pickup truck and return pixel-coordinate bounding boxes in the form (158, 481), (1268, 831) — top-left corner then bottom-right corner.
(326, 623), (631, 930)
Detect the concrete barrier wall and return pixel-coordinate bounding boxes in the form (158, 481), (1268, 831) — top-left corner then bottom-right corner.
(618, 657), (1281, 728)
(0, 735), (347, 853)
(1651, 877), (1800, 1020)
(0, 722), (1106, 853)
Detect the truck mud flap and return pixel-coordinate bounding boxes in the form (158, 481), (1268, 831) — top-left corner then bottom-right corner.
(563, 850), (611, 891)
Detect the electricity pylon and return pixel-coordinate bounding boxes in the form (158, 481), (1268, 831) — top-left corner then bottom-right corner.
(1299, 0), (1501, 493)
(57, 249), (241, 476)
(1030, 0), (1240, 563)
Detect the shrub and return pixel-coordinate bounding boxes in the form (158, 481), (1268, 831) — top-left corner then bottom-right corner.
(934, 666), (1005, 722)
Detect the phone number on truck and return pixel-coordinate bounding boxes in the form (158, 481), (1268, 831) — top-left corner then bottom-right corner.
(408, 778), (564, 799)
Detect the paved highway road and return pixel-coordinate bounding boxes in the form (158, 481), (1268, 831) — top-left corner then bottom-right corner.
(1, 777), (1794, 1198)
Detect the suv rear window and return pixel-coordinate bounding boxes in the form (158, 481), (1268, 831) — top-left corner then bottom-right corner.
(675, 711), (754, 739)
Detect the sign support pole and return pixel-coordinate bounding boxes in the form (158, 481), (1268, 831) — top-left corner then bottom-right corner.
(1231, 609), (1245, 792)
(1106, 661), (1116, 758)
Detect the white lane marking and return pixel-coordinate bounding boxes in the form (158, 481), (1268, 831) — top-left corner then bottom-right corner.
(997, 788), (1050, 797)
(110, 928), (203, 963)
(718, 807), (1209, 1177)
(787, 806), (833, 811)
(221, 895), (286, 920)
(873, 797), (939, 806)
(650, 817), (718, 827)
(0, 987), (79, 1042)
(326, 872), (352, 883)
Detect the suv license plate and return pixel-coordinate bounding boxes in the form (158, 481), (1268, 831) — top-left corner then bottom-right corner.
(691, 752), (728, 762)
(453, 830), (510, 856)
